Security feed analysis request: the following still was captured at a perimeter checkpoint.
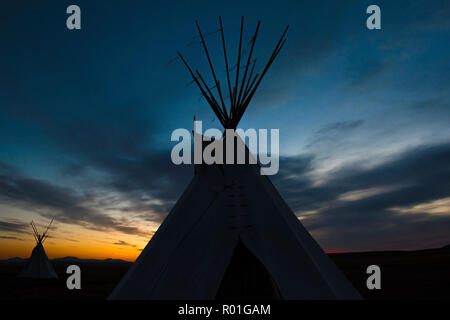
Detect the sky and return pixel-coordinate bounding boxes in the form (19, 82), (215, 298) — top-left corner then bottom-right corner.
(0, 0), (449, 261)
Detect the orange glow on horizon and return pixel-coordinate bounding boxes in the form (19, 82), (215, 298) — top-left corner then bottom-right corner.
(0, 237), (147, 262)
(0, 221), (156, 262)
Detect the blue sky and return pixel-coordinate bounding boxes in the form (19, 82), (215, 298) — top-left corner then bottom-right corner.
(0, 0), (449, 258)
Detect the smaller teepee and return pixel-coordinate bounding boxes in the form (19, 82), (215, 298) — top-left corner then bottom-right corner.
(19, 219), (58, 279)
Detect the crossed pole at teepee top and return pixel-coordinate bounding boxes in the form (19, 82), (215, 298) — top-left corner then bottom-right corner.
(178, 17), (289, 130)
(30, 218), (54, 244)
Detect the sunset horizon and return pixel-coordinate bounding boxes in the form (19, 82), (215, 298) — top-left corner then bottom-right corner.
(1, 0), (449, 302)
(2, 216), (449, 262)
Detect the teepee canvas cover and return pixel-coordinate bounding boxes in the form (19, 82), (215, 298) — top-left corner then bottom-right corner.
(19, 219), (58, 279)
(110, 17), (361, 300)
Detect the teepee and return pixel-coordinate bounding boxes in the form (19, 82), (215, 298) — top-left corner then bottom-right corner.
(19, 219), (58, 279)
(110, 17), (361, 300)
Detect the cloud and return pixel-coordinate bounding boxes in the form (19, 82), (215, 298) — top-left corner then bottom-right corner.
(0, 0), (448, 255)
(274, 142), (450, 250)
(1, 132), (449, 252)
(346, 61), (385, 88)
(113, 240), (137, 248)
(28, 98), (194, 223)
(0, 96), (193, 234)
(0, 235), (24, 241)
(315, 120), (364, 135)
(0, 162), (149, 237)
(409, 94), (450, 113)
(390, 197), (450, 216)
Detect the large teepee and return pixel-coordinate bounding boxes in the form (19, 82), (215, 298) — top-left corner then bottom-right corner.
(19, 219), (58, 279)
(110, 17), (361, 300)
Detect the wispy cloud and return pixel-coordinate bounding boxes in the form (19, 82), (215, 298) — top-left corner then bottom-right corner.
(315, 120), (364, 136)
(0, 219), (28, 233)
(0, 235), (24, 241)
(113, 240), (137, 248)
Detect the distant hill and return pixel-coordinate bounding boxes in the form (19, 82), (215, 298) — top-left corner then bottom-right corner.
(0, 256), (131, 265)
(52, 257), (130, 264)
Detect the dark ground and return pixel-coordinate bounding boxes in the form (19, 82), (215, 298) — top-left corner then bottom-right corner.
(0, 245), (449, 300)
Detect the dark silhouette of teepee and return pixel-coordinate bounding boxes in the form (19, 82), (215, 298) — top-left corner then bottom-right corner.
(19, 219), (58, 279)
